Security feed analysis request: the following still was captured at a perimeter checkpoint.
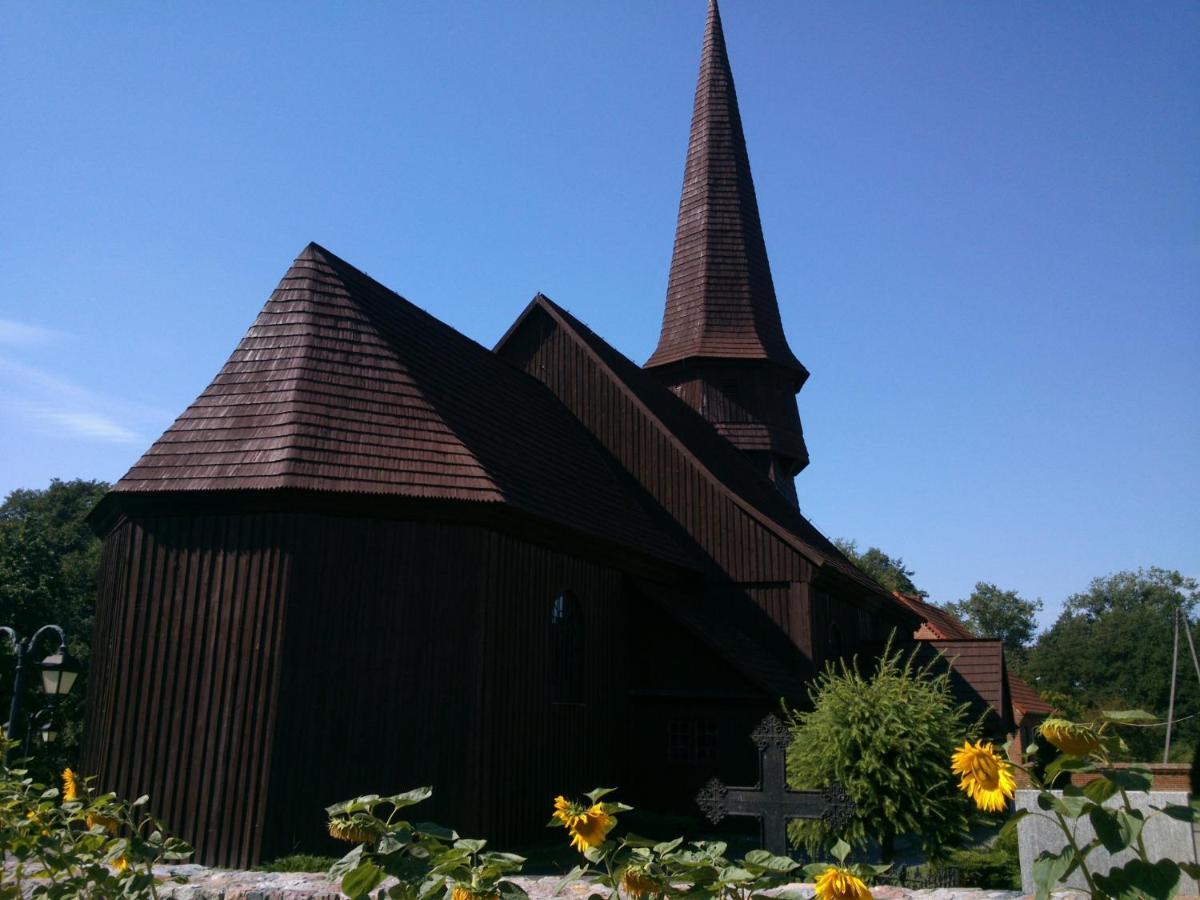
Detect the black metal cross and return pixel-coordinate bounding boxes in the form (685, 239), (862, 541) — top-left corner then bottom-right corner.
(695, 714), (854, 856)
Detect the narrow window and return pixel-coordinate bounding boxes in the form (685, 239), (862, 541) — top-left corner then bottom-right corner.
(667, 719), (719, 764)
(550, 592), (584, 703)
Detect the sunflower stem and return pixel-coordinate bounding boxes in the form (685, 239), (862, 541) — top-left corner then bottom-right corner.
(1049, 808), (1098, 895)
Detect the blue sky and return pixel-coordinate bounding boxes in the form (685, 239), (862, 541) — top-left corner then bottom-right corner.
(2, 1), (1196, 629)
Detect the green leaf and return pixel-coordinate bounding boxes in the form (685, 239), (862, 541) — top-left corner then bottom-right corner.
(328, 845), (364, 880)
(1159, 805), (1197, 822)
(415, 821), (457, 841)
(343, 861), (387, 899)
(1094, 858), (1181, 900)
(1179, 862), (1200, 879)
(718, 866), (754, 883)
(1083, 777), (1120, 804)
(585, 787), (617, 803)
(1100, 709), (1158, 724)
(553, 864), (588, 895)
(385, 787), (434, 809)
(1102, 768), (1153, 792)
(1031, 847), (1074, 900)
(830, 838), (851, 864)
(1090, 807), (1128, 853)
(497, 881), (529, 900)
(653, 836), (683, 855)
(453, 838), (486, 853)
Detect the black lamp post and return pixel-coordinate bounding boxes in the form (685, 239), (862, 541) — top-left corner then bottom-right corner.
(1, 624), (80, 761)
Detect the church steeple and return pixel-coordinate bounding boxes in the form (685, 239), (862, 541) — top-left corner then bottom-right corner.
(645, 0), (810, 502)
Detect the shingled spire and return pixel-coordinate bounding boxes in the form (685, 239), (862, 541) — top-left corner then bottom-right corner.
(645, 0), (810, 501)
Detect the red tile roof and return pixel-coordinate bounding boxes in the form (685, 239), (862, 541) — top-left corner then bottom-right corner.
(112, 243), (694, 566)
(895, 593), (1051, 720)
(644, 0), (805, 377)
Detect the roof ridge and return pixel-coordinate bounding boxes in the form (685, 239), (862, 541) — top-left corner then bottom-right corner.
(508, 295), (870, 577)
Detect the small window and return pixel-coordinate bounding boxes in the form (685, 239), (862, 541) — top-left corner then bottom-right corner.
(667, 719), (719, 764)
(826, 625), (844, 663)
(550, 592), (584, 703)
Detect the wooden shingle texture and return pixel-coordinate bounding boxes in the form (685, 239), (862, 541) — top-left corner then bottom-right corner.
(645, 0), (805, 375)
(113, 242), (689, 566)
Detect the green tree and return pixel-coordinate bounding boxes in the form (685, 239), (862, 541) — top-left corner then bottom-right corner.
(942, 582), (1042, 667)
(785, 641), (976, 861)
(1022, 567), (1199, 762)
(0, 479), (109, 768)
(834, 538), (925, 598)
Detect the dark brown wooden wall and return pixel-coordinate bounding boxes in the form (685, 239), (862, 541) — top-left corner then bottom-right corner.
(505, 312), (809, 588)
(84, 512), (291, 869)
(85, 506), (632, 867)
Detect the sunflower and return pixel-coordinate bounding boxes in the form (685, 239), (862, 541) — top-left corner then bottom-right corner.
(621, 864), (661, 899)
(1038, 718), (1102, 757)
(112, 855), (130, 874)
(951, 739), (1016, 813)
(451, 887), (498, 900)
(551, 795), (616, 852)
(814, 866), (872, 900)
(86, 813), (119, 834)
(327, 816), (383, 844)
(62, 768), (81, 802)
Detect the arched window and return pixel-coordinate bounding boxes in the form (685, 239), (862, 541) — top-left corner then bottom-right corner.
(550, 592), (584, 703)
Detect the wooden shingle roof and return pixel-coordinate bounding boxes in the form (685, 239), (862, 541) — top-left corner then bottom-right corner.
(111, 243), (692, 565)
(507, 295), (911, 607)
(644, 0), (805, 377)
(896, 594), (1052, 721)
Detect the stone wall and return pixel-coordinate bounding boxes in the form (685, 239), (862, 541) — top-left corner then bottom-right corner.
(1015, 789), (1198, 895)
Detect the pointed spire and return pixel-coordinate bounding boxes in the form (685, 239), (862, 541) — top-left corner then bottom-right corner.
(645, 0), (805, 378)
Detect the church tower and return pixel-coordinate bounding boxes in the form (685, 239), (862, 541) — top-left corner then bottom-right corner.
(645, 0), (809, 504)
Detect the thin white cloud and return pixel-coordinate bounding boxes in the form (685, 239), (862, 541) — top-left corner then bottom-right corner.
(0, 355), (153, 445)
(24, 407), (139, 443)
(0, 319), (68, 347)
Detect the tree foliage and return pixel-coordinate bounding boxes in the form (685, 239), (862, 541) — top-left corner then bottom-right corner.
(942, 582), (1042, 666)
(785, 641), (976, 860)
(834, 539), (925, 598)
(0, 478), (108, 769)
(1022, 568), (1200, 762)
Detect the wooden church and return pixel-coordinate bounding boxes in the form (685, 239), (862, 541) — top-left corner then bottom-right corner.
(83, 1), (921, 867)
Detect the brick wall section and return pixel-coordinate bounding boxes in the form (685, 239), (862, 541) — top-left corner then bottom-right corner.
(1070, 763), (1191, 791)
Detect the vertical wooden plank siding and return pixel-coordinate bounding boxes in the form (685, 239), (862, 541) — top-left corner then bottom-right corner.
(82, 513), (292, 870)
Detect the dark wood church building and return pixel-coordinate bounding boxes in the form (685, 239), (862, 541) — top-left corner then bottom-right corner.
(83, 1), (921, 867)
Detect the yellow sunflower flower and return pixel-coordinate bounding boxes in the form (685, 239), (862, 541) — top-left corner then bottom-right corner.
(814, 866), (872, 900)
(621, 865), (661, 899)
(327, 817), (382, 844)
(451, 887), (498, 900)
(112, 855), (130, 873)
(62, 768), (81, 802)
(951, 739), (1016, 813)
(1038, 718), (1102, 757)
(551, 795), (616, 852)
(86, 813), (119, 834)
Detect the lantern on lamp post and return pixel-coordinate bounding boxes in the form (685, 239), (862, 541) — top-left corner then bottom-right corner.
(1, 624), (80, 761)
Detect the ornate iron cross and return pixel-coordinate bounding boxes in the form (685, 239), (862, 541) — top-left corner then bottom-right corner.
(695, 714), (854, 856)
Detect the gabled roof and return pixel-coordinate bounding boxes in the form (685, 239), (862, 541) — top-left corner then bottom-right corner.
(499, 295), (911, 609)
(897, 593), (1052, 719)
(645, 0), (804, 377)
(110, 243), (693, 566)
(893, 592), (975, 640)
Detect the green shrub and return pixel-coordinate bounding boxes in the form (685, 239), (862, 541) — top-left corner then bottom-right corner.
(946, 829), (1021, 890)
(257, 853), (339, 872)
(785, 638), (978, 860)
